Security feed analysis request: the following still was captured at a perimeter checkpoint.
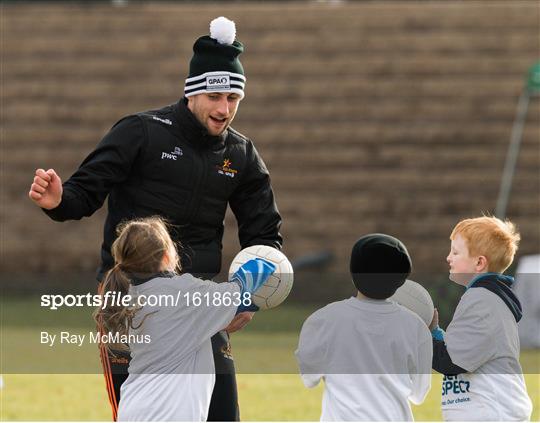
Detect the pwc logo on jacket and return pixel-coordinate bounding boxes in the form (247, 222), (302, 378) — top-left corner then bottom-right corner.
(161, 147), (183, 161)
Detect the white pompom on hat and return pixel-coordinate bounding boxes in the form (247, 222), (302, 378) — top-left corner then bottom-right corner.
(210, 16), (236, 45)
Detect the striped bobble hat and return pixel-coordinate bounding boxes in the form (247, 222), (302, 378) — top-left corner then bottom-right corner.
(184, 17), (246, 99)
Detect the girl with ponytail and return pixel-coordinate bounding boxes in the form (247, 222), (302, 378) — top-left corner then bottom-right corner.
(93, 216), (275, 421)
(94, 217), (180, 352)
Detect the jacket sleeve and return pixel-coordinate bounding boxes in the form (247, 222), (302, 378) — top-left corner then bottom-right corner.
(229, 140), (283, 250)
(432, 339), (469, 375)
(295, 311), (327, 388)
(43, 116), (146, 221)
(409, 328), (433, 405)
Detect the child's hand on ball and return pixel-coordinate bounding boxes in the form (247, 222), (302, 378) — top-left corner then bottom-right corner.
(231, 258), (276, 295)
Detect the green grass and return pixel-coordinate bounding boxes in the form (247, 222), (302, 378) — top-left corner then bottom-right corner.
(1, 372), (538, 421)
(1, 297), (538, 420)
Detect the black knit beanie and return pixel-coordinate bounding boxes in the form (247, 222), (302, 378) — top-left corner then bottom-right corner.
(350, 234), (412, 299)
(184, 17), (246, 99)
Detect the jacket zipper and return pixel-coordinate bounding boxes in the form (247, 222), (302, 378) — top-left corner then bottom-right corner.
(186, 149), (209, 223)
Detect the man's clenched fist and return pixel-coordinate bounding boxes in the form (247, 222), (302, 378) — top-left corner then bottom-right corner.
(28, 168), (63, 210)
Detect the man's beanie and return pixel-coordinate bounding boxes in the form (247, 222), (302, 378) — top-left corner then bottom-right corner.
(184, 17), (246, 99)
(350, 234), (412, 299)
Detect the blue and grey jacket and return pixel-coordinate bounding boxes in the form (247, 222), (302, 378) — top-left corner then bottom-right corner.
(432, 273), (522, 375)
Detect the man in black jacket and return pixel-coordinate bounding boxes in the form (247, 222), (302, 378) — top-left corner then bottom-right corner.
(29, 17), (282, 421)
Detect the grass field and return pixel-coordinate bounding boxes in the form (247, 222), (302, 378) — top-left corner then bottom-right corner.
(1, 298), (538, 420)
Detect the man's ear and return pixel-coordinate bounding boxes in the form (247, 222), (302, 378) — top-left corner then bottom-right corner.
(186, 96), (194, 112)
(476, 255), (489, 272)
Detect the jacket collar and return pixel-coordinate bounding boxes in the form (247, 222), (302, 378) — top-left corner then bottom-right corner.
(468, 273), (522, 322)
(173, 98), (227, 150)
(130, 271), (176, 286)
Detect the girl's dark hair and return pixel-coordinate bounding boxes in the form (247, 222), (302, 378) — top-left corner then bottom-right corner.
(93, 216), (180, 352)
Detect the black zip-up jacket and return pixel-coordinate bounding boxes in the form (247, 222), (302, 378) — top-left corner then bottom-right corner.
(44, 99), (282, 280)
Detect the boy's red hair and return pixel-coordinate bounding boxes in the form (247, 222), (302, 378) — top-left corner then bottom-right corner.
(451, 216), (520, 273)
